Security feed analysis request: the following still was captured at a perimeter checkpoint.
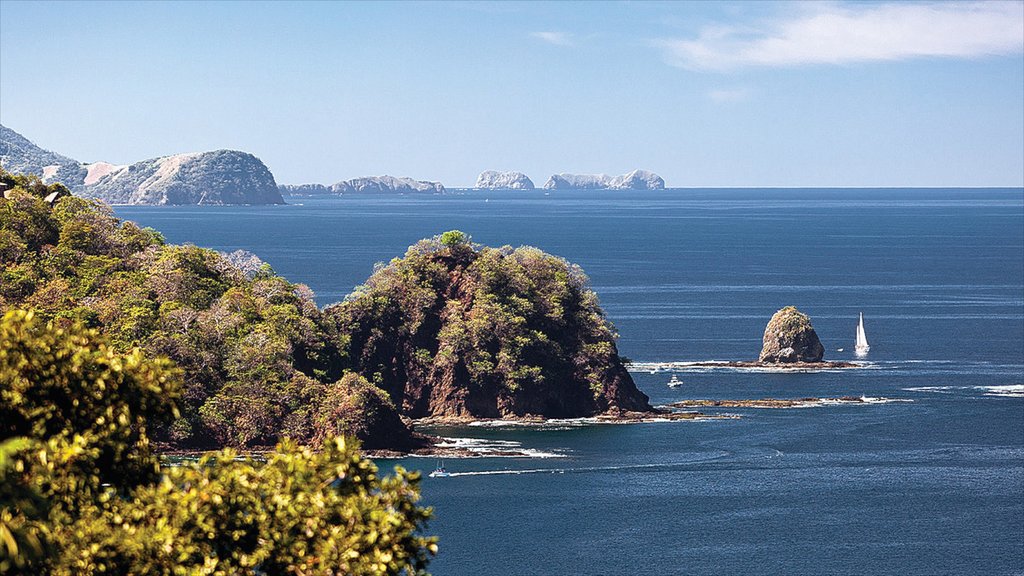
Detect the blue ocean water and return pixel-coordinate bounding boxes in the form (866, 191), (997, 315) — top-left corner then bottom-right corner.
(116, 188), (1024, 575)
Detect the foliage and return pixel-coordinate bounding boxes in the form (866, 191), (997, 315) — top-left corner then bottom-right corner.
(0, 309), (435, 575)
(329, 232), (650, 418)
(0, 169), (411, 450)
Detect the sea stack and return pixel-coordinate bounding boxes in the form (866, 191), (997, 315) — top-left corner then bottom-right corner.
(758, 306), (825, 363)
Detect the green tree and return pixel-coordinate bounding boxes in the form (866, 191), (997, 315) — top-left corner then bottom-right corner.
(0, 309), (435, 574)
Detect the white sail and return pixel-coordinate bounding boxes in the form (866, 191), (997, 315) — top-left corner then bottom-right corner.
(855, 312), (870, 353)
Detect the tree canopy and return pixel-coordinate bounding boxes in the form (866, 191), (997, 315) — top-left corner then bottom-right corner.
(0, 309), (435, 574)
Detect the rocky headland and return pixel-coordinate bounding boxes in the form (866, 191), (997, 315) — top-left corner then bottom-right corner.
(81, 150), (284, 205)
(543, 169), (665, 190)
(475, 170), (535, 190)
(1, 124), (284, 205)
(325, 230), (656, 423)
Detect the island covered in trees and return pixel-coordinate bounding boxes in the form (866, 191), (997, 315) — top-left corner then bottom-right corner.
(0, 169), (658, 454)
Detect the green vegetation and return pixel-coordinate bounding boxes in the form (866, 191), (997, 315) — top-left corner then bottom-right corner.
(769, 306), (813, 337)
(0, 309), (434, 574)
(2, 169), (646, 450)
(329, 231), (651, 418)
(0, 169), (418, 450)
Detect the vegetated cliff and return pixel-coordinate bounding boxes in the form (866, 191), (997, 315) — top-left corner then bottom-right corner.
(0, 169), (420, 451)
(326, 230), (652, 420)
(475, 170), (535, 190)
(330, 175), (445, 194)
(759, 306), (826, 363)
(0, 124), (284, 205)
(543, 169), (665, 190)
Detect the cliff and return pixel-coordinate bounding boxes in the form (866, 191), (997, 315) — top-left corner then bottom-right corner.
(331, 175), (445, 194)
(1, 124), (284, 205)
(543, 169), (665, 190)
(475, 170), (535, 190)
(759, 306), (826, 363)
(326, 231), (653, 420)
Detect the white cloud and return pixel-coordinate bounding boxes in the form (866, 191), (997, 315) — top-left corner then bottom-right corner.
(657, 1), (1024, 71)
(531, 31), (574, 47)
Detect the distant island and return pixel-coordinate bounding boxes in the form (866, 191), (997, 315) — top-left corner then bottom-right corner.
(543, 169), (665, 190)
(280, 175), (445, 196)
(475, 170), (535, 190)
(0, 124), (284, 205)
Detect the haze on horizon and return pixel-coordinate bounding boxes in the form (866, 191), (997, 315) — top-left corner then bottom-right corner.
(1, 0), (1022, 188)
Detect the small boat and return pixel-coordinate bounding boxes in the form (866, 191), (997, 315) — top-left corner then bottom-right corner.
(855, 312), (870, 355)
(836, 348), (845, 352)
(667, 374), (683, 388)
(429, 460), (450, 478)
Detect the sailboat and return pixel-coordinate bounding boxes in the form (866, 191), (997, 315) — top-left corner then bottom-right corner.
(855, 312), (870, 355)
(429, 460), (450, 478)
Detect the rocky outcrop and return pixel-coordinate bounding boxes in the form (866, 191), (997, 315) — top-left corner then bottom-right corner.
(81, 150), (284, 205)
(475, 170), (535, 190)
(278, 183), (331, 196)
(758, 306), (825, 363)
(1, 124), (284, 205)
(327, 232), (653, 421)
(331, 175), (444, 194)
(543, 169), (665, 190)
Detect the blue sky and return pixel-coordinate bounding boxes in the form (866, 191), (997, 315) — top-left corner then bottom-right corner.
(1, 0), (1022, 187)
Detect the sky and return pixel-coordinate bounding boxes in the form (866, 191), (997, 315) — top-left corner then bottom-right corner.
(1, 0), (1022, 187)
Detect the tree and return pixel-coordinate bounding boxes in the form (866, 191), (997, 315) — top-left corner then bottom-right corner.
(0, 310), (435, 574)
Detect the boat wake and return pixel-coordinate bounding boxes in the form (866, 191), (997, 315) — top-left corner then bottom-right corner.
(438, 453), (733, 478)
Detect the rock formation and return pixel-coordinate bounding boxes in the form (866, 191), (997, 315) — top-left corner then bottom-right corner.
(542, 169), (665, 190)
(758, 306), (825, 363)
(331, 175), (444, 194)
(278, 183), (331, 196)
(1, 124), (284, 205)
(475, 170), (535, 190)
(327, 231), (653, 420)
(81, 150), (284, 205)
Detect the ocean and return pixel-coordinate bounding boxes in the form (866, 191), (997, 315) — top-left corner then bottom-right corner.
(116, 188), (1024, 575)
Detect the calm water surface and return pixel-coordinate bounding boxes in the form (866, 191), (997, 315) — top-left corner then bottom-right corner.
(117, 189), (1024, 575)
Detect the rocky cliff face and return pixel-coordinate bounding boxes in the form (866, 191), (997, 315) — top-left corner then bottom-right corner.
(759, 306), (825, 363)
(331, 175), (444, 194)
(475, 170), (535, 190)
(327, 232), (652, 420)
(542, 169), (665, 190)
(1, 124), (284, 205)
